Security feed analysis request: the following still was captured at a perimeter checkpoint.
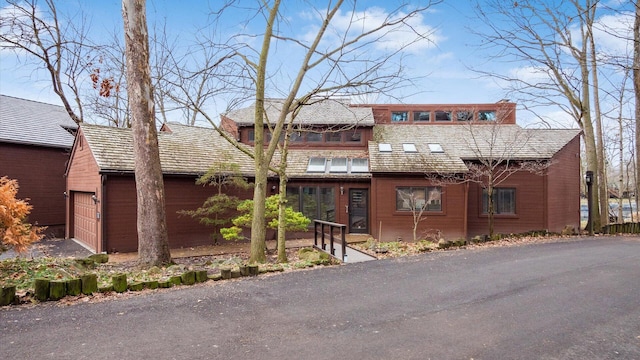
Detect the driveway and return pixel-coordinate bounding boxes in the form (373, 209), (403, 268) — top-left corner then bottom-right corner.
(1, 236), (639, 359)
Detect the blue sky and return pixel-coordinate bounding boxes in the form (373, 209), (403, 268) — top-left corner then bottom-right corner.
(0, 0), (634, 128)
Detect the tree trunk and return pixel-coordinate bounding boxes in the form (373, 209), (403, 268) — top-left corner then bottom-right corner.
(122, 0), (171, 267)
(587, 4), (608, 227)
(276, 170), (288, 263)
(634, 1), (640, 218)
(249, 0), (280, 264)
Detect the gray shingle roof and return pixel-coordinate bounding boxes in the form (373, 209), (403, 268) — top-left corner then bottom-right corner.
(80, 123), (255, 176)
(0, 95), (78, 148)
(225, 98), (375, 127)
(370, 124), (580, 173)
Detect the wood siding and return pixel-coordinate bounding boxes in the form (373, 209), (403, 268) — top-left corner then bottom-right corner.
(545, 136), (581, 232)
(466, 171), (547, 237)
(65, 132), (103, 252)
(103, 175), (254, 253)
(370, 175), (468, 241)
(0, 143), (70, 237)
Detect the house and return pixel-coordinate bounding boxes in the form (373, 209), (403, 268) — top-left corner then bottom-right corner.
(65, 99), (580, 253)
(0, 95), (78, 237)
(225, 99), (581, 241)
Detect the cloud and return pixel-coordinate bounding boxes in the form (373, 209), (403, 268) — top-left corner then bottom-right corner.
(300, 5), (442, 55)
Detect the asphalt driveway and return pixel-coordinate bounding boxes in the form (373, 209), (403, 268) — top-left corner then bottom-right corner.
(1, 236), (639, 359)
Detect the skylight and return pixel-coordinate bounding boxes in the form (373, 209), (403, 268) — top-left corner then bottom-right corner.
(428, 143), (444, 153)
(378, 143), (392, 152)
(307, 157), (327, 172)
(350, 158), (369, 173)
(330, 158), (348, 173)
(402, 143), (417, 153)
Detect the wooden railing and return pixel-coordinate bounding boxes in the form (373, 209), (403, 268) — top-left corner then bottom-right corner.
(313, 220), (347, 262)
(602, 222), (640, 234)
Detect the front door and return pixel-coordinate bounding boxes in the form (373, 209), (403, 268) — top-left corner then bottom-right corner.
(349, 189), (368, 233)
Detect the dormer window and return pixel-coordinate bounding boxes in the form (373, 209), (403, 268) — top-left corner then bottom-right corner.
(307, 157), (327, 172)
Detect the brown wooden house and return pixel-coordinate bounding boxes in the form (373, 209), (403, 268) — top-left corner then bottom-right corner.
(0, 95), (78, 237)
(65, 99), (580, 253)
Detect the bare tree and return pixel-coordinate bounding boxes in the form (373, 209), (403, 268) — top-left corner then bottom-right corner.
(472, 0), (604, 230)
(122, 0), (171, 267)
(635, 0), (640, 216)
(171, 0), (440, 263)
(0, 0), (98, 123)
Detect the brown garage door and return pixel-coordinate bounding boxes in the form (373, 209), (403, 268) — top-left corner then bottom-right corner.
(73, 192), (97, 252)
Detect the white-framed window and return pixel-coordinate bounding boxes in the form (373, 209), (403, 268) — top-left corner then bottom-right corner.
(402, 143), (418, 153)
(307, 157), (327, 172)
(428, 143), (444, 153)
(350, 158), (369, 172)
(329, 158), (348, 173)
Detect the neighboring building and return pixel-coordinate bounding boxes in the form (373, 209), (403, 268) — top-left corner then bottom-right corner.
(65, 99), (581, 253)
(0, 95), (78, 237)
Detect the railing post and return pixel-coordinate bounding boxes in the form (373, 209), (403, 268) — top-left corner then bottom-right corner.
(341, 225), (346, 262)
(321, 222), (326, 251)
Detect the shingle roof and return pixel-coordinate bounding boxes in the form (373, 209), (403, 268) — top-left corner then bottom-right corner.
(80, 123), (255, 176)
(0, 95), (78, 148)
(225, 98), (375, 127)
(370, 124), (580, 173)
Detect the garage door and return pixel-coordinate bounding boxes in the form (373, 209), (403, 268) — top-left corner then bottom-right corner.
(73, 192), (97, 252)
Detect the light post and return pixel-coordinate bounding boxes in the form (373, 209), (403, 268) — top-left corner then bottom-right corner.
(585, 171), (594, 236)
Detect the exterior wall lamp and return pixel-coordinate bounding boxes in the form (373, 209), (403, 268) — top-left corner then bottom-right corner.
(91, 194), (99, 204)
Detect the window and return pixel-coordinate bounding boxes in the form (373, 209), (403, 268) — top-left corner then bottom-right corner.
(402, 143), (417, 153)
(391, 111), (408, 122)
(306, 132), (322, 142)
(414, 111), (430, 121)
(378, 143), (392, 152)
(434, 110), (451, 121)
(290, 132), (303, 142)
(326, 132), (342, 142)
(247, 129), (255, 142)
(306, 157), (326, 172)
(330, 158), (348, 173)
(482, 188), (516, 214)
(457, 110), (473, 121)
(428, 143), (444, 153)
(350, 158), (369, 172)
(288, 186), (335, 222)
(478, 110), (496, 121)
(396, 186), (442, 212)
(346, 131), (362, 143)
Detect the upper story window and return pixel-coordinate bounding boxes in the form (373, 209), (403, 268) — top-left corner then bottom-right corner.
(248, 129), (255, 142)
(346, 131), (362, 143)
(478, 110), (497, 121)
(391, 111), (408, 122)
(428, 143), (444, 153)
(326, 132), (342, 142)
(306, 132), (322, 142)
(457, 111), (473, 121)
(414, 111), (430, 121)
(434, 110), (451, 121)
(290, 132), (304, 142)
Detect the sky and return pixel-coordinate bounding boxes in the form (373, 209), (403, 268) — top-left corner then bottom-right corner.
(0, 0), (635, 129)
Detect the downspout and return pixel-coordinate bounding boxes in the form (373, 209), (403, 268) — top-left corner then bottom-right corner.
(101, 174), (107, 254)
(463, 182), (469, 239)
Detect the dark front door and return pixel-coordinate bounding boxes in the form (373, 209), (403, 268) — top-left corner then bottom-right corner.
(349, 189), (368, 233)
